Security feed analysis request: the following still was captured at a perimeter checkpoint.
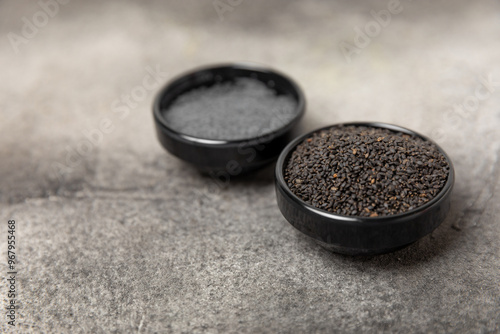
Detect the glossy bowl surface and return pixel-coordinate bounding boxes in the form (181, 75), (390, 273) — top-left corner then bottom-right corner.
(153, 63), (305, 174)
(275, 122), (455, 255)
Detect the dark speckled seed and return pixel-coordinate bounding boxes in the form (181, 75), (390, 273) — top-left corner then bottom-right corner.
(284, 126), (450, 217)
(164, 78), (297, 140)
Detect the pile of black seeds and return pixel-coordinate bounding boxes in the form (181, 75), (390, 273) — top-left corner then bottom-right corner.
(284, 125), (450, 217)
(164, 78), (297, 140)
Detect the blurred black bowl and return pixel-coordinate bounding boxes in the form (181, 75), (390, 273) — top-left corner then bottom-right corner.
(153, 63), (305, 175)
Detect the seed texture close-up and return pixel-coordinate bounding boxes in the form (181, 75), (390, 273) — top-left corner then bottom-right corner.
(284, 125), (450, 217)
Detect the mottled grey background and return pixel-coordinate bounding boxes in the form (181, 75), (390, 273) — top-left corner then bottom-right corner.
(1, 0), (499, 333)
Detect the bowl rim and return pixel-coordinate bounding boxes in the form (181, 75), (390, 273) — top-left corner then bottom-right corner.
(153, 62), (306, 146)
(275, 121), (455, 225)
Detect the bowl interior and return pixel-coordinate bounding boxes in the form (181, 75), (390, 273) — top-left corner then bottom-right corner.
(154, 64), (305, 143)
(276, 122), (455, 223)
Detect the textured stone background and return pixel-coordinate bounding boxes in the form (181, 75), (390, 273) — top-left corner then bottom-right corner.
(1, 0), (499, 333)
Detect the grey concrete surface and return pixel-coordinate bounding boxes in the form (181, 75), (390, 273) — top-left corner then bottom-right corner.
(1, 0), (500, 333)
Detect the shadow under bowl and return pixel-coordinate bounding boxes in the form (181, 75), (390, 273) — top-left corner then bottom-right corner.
(275, 122), (455, 256)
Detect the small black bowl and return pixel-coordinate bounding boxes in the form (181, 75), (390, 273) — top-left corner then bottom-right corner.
(275, 122), (455, 255)
(153, 63), (305, 175)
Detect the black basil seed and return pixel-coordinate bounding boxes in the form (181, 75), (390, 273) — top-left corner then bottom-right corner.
(284, 126), (450, 217)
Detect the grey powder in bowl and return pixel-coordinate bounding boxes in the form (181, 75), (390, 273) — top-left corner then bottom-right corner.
(163, 78), (298, 141)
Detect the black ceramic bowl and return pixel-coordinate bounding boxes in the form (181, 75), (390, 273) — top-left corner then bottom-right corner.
(275, 122), (455, 255)
(153, 63), (305, 175)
